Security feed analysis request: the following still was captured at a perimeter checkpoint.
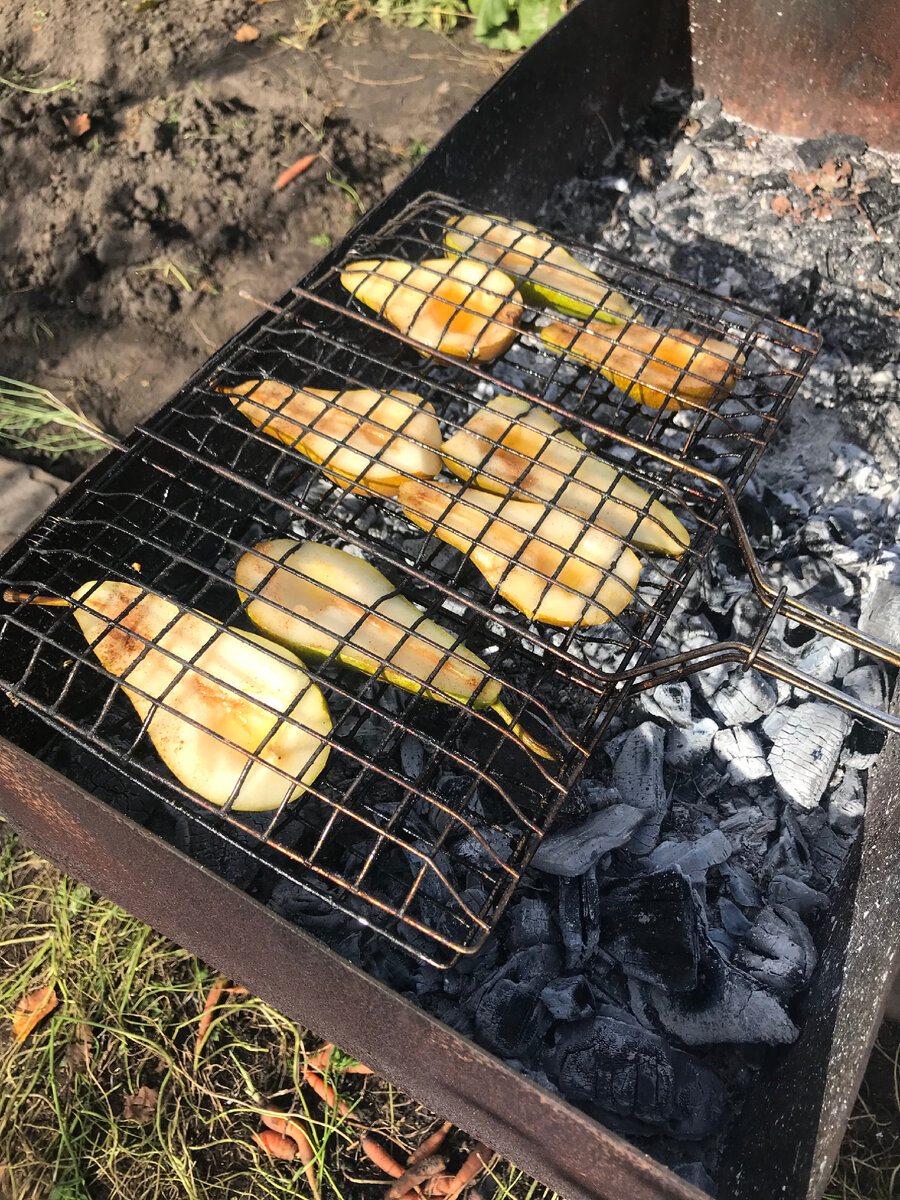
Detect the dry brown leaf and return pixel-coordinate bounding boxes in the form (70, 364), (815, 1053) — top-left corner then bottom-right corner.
(817, 158), (852, 191)
(771, 194), (794, 218)
(66, 1022), (93, 1074)
(235, 23), (260, 41)
(62, 113), (91, 138)
(12, 985), (58, 1042)
(123, 1084), (158, 1123)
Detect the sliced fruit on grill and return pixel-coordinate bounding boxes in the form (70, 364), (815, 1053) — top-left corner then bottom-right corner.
(441, 395), (689, 556)
(3, 582), (332, 811)
(339, 256), (523, 362)
(234, 538), (554, 760)
(223, 380), (443, 496)
(444, 211), (635, 323)
(396, 479), (641, 627)
(542, 319), (745, 411)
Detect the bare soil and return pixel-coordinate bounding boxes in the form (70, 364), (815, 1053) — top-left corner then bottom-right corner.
(0, 0), (498, 470)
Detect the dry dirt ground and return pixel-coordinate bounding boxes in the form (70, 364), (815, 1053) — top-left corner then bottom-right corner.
(0, 0), (498, 468)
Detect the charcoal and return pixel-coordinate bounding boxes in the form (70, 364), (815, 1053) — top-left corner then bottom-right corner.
(795, 809), (855, 887)
(400, 734), (425, 780)
(506, 896), (554, 948)
(559, 873), (601, 971)
(796, 131), (867, 169)
(612, 722), (668, 855)
(719, 810), (776, 859)
(792, 636), (856, 686)
(722, 863), (762, 907)
(763, 811), (813, 883)
(573, 779), (621, 811)
(827, 766), (865, 834)
(707, 927), (734, 957)
(540, 975), (595, 1022)
(598, 869), (703, 991)
(674, 1162), (717, 1195)
(503, 943), (565, 984)
(708, 669), (777, 726)
(638, 949), (798, 1045)
(474, 978), (548, 1058)
(665, 717), (718, 769)
(531, 804), (644, 876)
(636, 681), (694, 728)
(767, 874), (829, 916)
(547, 1016), (726, 1139)
(735, 904), (818, 996)
(713, 726), (770, 783)
(718, 897), (753, 936)
(761, 706), (790, 741)
(647, 830), (733, 880)
(769, 702), (852, 809)
(694, 758), (727, 799)
(842, 663), (886, 710)
(859, 588), (900, 643)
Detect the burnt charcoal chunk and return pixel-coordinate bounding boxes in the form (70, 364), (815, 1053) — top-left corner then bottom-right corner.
(767, 874), (828, 916)
(769, 702), (852, 810)
(708, 669), (777, 726)
(796, 131), (867, 168)
(547, 1016), (725, 1139)
(599, 869), (702, 991)
(735, 904), (817, 996)
(531, 804), (644, 876)
(474, 979), (548, 1058)
(675, 1163), (718, 1195)
(506, 896), (554, 948)
(540, 975), (595, 1022)
(559, 872), (601, 971)
(612, 722), (668, 855)
(647, 830), (733, 880)
(639, 949), (798, 1045)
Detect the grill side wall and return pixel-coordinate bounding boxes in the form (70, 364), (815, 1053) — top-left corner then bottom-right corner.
(0, 735), (707, 1200)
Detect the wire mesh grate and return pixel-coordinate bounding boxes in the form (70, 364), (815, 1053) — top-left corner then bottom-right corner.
(0, 192), (819, 965)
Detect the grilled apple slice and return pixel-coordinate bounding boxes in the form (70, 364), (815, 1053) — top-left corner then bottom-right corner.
(444, 211), (635, 323)
(339, 257), (523, 361)
(223, 380), (442, 496)
(235, 539), (554, 759)
(6, 581), (332, 811)
(542, 320), (745, 411)
(441, 395), (689, 556)
(397, 479), (641, 627)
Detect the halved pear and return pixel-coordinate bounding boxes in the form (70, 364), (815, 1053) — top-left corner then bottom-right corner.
(441, 395), (689, 557)
(234, 539), (553, 759)
(59, 581), (331, 811)
(542, 319), (745, 411)
(222, 379), (442, 496)
(397, 480), (641, 627)
(444, 212), (635, 324)
(339, 257), (523, 362)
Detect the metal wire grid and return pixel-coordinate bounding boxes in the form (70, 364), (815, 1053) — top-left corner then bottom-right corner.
(304, 191), (821, 490)
(0, 195), (820, 966)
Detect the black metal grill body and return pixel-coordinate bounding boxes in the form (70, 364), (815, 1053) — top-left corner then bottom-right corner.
(1, 3), (899, 1200)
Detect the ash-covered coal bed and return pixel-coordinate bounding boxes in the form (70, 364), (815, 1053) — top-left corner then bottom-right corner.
(264, 93), (900, 1194)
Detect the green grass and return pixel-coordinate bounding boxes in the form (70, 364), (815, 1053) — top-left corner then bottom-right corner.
(2, 821), (895, 1199)
(0, 377), (113, 460)
(0, 825), (556, 1200)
